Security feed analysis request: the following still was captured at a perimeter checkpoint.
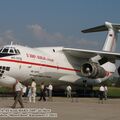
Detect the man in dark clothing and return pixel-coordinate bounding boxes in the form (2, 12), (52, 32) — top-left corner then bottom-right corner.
(39, 82), (46, 101)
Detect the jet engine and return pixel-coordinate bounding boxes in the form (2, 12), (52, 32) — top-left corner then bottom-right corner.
(80, 62), (106, 79)
(118, 66), (120, 76)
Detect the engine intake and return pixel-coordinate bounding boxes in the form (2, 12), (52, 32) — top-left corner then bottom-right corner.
(80, 62), (106, 79)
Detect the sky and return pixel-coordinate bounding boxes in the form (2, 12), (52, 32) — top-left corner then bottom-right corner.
(0, 0), (120, 52)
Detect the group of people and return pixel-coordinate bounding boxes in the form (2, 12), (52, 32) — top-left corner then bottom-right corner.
(38, 82), (53, 102)
(12, 79), (53, 108)
(11, 79), (107, 108)
(99, 85), (108, 103)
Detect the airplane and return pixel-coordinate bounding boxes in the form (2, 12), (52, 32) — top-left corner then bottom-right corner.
(0, 22), (120, 90)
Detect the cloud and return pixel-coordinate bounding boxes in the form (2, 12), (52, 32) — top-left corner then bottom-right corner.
(27, 24), (98, 49)
(77, 38), (98, 46)
(27, 24), (64, 41)
(0, 24), (99, 49)
(0, 30), (17, 46)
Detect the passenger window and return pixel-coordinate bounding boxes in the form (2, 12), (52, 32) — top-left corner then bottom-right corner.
(6, 67), (10, 71)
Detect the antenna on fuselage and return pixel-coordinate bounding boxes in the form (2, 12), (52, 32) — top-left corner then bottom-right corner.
(10, 41), (13, 46)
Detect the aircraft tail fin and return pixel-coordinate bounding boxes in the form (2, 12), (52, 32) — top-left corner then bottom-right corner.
(81, 22), (120, 52)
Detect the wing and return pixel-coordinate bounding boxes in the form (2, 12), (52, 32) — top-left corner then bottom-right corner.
(63, 48), (120, 61)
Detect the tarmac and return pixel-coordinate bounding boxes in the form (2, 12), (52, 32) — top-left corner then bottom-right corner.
(0, 96), (120, 120)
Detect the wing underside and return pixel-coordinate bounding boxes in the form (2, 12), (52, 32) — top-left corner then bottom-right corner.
(63, 48), (120, 61)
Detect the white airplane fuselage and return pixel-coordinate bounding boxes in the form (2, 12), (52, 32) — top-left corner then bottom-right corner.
(0, 45), (104, 87)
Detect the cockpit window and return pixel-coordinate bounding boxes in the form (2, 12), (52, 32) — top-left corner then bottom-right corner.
(2, 48), (9, 53)
(14, 49), (18, 54)
(0, 46), (20, 55)
(9, 49), (14, 53)
(0, 48), (2, 53)
(16, 49), (20, 54)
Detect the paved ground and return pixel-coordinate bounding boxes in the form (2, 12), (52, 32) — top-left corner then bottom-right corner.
(0, 97), (120, 120)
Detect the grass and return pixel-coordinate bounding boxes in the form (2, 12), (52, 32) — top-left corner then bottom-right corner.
(107, 87), (120, 97)
(0, 86), (13, 93)
(93, 87), (120, 98)
(0, 86), (120, 97)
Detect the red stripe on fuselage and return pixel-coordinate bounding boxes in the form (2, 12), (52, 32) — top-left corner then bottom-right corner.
(0, 58), (80, 72)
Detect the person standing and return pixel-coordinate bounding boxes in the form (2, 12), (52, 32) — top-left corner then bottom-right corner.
(99, 85), (105, 104)
(22, 85), (27, 97)
(39, 82), (46, 101)
(104, 85), (108, 100)
(48, 84), (53, 101)
(66, 85), (72, 98)
(29, 79), (36, 103)
(28, 86), (32, 102)
(12, 80), (24, 108)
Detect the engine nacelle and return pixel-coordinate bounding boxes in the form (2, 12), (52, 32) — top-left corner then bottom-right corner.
(118, 66), (120, 76)
(80, 62), (106, 79)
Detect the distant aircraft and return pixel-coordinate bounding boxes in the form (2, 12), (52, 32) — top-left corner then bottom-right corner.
(0, 22), (120, 89)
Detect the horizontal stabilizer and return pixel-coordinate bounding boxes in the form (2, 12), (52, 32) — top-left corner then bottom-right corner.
(81, 25), (107, 33)
(81, 22), (120, 33)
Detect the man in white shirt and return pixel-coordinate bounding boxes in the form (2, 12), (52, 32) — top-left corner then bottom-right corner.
(99, 85), (105, 103)
(66, 85), (72, 98)
(48, 84), (53, 101)
(30, 79), (36, 103)
(12, 80), (24, 108)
